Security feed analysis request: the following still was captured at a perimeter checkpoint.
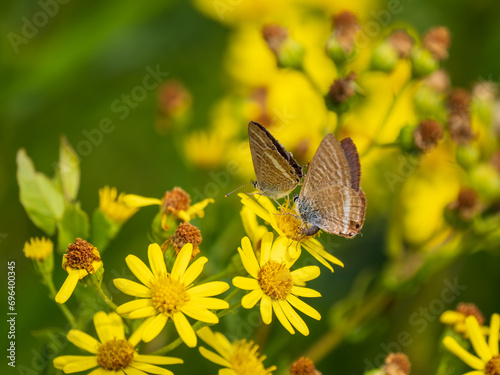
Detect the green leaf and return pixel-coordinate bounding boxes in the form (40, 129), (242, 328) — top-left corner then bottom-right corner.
(16, 149), (65, 235)
(55, 136), (80, 202)
(91, 209), (121, 252)
(57, 204), (90, 253)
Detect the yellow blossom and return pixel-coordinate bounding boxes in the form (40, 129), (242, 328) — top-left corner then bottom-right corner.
(23, 236), (53, 261)
(197, 326), (276, 375)
(232, 233), (322, 336)
(53, 311), (183, 374)
(114, 243), (229, 348)
(98, 185), (138, 223)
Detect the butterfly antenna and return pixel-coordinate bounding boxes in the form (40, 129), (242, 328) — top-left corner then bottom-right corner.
(225, 181), (254, 197)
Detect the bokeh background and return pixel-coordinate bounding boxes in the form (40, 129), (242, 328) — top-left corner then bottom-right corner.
(1, 0), (500, 374)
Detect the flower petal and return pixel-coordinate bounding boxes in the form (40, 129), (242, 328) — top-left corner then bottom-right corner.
(181, 257), (208, 286)
(94, 312), (124, 343)
(171, 244), (193, 280)
(113, 279), (152, 298)
(466, 315), (492, 361)
(238, 237), (260, 278)
(303, 240), (344, 270)
(290, 266), (321, 283)
(134, 354), (183, 365)
(287, 294), (321, 320)
(55, 270), (80, 304)
(116, 299), (153, 315)
(442, 336), (484, 370)
(123, 194), (162, 207)
(148, 243), (167, 278)
(238, 193), (273, 223)
(172, 312), (197, 348)
(199, 347), (231, 368)
(67, 330), (100, 354)
(128, 306), (158, 319)
(291, 286), (321, 298)
(272, 300), (294, 334)
(184, 297), (229, 310)
(279, 300), (309, 336)
(54, 356), (93, 370)
(440, 310), (465, 325)
(142, 314), (168, 343)
(130, 362), (174, 375)
(181, 305), (219, 323)
(123, 366), (148, 375)
(260, 231), (274, 266)
(269, 236), (288, 261)
(188, 281), (229, 298)
(241, 289), (264, 309)
(260, 295), (272, 324)
(232, 276), (259, 291)
(62, 357), (99, 373)
(489, 313), (499, 355)
(126, 255), (155, 288)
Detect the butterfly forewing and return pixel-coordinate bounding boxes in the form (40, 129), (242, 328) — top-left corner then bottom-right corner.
(248, 121), (302, 199)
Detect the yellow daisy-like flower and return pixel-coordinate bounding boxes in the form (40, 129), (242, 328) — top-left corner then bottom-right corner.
(238, 193), (344, 272)
(99, 186), (138, 223)
(23, 236), (53, 261)
(114, 243), (230, 348)
(232, 232), (322, 336)
(55, 238), (102, 304)
(197, 326), (276, 375)
(441, 303), (490, 337)
(123, 187), (214, 228)
(54, 311), (183, 374)
(443, 314), (500, 375)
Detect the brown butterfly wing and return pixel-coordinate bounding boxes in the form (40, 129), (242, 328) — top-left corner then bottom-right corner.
(258, 149), (301, 198)
(248, 121), (273, 183)
(340, 137), (362, 191)
(300, 134), (352, 199)
(299, 185), (366, 237)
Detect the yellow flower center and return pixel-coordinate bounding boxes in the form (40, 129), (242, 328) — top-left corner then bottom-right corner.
(96, 338), (135, 371)
(258, 260), (293, 300)
(229, 340), (270, 375)
(485, 355), (500, 375)
(274, 207), (306, 239)
(151, 274), (189, 316)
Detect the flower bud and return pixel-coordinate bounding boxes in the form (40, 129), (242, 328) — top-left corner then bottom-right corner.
(469, 164), (500, 201)
(447, 89), (475, 145)
(456, 144), (480, 170)
(410, 47), (439, 78)
(326, 11), (359, 66)
(290, 357), (321, 375)
(388, 30), (414, 58)
(398, 124), (418, 153)
(371, 42), (399, 73)
(413, 119), (443, 152)
(383, 353), (411, 375)
(325, 72), (357, 111)
(262, 24), (304, 69)
(423, 26), (450, 61)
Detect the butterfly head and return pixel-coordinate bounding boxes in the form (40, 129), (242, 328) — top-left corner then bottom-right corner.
(344, 220), (363, 238)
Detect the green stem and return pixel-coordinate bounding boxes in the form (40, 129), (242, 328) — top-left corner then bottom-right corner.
(361, 80), (414, 158)
(91, 277), (118, 311)
(43, 274), (79, 329)
(301, 68), (324, 97)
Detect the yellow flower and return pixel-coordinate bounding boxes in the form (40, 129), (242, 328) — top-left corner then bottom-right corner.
(443, 314), (500, 375)
(114, 243), (229, 348)
(441, 303), (491, 337)
(98, 185), (138, 223)
(239, 193), (344, 272)
(184, 130), (227, 169)
(53, 311), (183, 374)
(55, 238), (102, 304)
(232, 233), (322, 336)
(123, 187), (214, 229)
(240, 206), (268, 248)
(23, 236), (53, 261)
(197, 327), (276, 375)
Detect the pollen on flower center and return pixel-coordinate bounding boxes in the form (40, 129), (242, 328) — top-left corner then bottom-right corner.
(151, 274), (189, 315)
(485, 355), (500, 375)
(229, 340), (268, 375)
(275, 207), (307, 240)
(96, 338), (135, 371)
(162, 187), (191, 214)
(258, 260), (293, 300)
(64, 238), (100, 273)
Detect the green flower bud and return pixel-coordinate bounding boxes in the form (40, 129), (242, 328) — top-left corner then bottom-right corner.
(326, 35), (353, 65)
(399, 124), (418, 152)
(456, 144), (480, 170)
(411, 47), (439, 78)
(278, 39), (304, 70)
(371, 42), (399, 73)
(413, 86), (444, 118)
(469, 164), (500, 201)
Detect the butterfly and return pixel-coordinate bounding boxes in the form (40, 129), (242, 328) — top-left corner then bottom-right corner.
(248, 121), (303, 199)
(294, 134), (366, 238)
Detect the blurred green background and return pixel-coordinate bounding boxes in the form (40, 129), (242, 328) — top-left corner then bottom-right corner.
(1, 0), (500, 374)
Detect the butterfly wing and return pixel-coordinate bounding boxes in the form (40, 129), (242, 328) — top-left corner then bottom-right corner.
(258, 149), (301, 198)
(300, 134), (352, 199)
(298, 185), (366, 238)
(248, 121), (302, 197)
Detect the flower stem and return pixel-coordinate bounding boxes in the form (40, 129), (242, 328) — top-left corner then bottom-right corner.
(43, 275), (79, 329)
(91, 277), (118, 311)
(301, 68), (324, 97)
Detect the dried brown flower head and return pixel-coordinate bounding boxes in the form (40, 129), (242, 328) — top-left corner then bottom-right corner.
(388, 30), (414, 58)
(162, 187), (191, 215)
(328, 72), (357, 105)
(383, 353), (411, 375)
(448, 188), (480, 221)
(333, 10), (359, 53)
(170, 222), (202, 259)
(290, 357), (321, 375)
(423, 26), (450, 60)
(64, 238), (101, 273)
(456, 302), (485, 325)
(425, 70), (450, 93)
(414, 119), (443, 152)
(262, 24), (288, 54)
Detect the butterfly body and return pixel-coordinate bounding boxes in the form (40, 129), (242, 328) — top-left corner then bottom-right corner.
(295, 134), (366, 238)
(248, 121), (303, 199)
